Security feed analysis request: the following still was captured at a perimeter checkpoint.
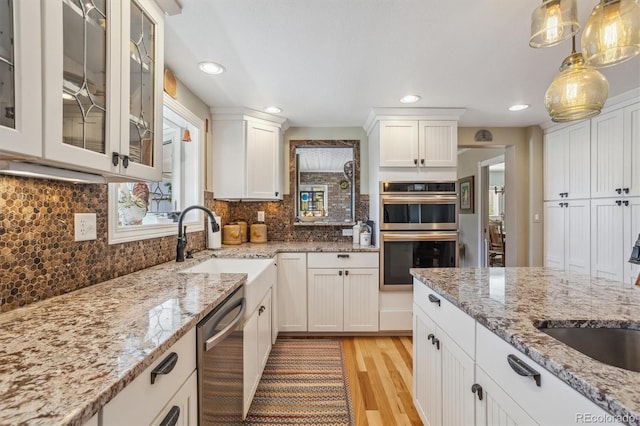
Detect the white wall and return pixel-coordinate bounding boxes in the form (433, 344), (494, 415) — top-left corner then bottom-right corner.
(284, 127), (369, 195)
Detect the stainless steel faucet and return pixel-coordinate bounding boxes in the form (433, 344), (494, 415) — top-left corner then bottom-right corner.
(176, 205), (220, 262)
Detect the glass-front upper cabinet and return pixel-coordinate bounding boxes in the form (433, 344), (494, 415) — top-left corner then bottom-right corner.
(42, 0), (163, 181)
(0, 0), (42, 157)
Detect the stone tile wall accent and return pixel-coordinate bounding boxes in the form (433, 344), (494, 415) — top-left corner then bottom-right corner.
(0, 176), (206, 313)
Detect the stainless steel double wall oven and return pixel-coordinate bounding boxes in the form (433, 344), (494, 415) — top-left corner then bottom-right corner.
(379, 181), (459, 291)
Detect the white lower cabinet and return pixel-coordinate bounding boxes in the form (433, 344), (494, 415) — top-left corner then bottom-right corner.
(243, 289), (272, 418)
(307, 253), (379, 332)
(102, 329), (196, 426)
(150, 370), (198, 426)
(414, 281), (623, 426)
(277, 253), (308, 332)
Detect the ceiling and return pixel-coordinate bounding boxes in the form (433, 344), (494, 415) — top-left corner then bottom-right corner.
(164, 0), (640, 128)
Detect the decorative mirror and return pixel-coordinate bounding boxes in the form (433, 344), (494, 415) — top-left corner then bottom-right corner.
(292, 140), (358, 224)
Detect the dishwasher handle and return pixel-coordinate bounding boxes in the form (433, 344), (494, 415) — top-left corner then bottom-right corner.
(204, 298), (246, 352)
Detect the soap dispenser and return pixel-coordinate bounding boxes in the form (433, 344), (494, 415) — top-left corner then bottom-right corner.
(352, 221), (362, 245)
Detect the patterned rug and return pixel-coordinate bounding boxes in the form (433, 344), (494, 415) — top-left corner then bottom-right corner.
(244, 339), (354, 425)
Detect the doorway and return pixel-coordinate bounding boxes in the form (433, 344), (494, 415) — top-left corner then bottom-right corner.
(478, 156), (505, 267)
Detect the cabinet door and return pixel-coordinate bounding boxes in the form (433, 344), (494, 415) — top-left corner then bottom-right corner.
(343, 268), (379, 332)
(277, 253), (308, 332)
(307, 268), (343, 332)
(257, 290), (272, 370)
(591, 110), (624, 199)
(438, 329), (475, 426)
(624, 197), (640, 285)
(246, 120), (281, 199)
(0, 0), (42, 157)
(544, 130), (566, 201)
(591, 198), (625, 281)
(565, 122), (591, 200)
(42, 0), (120, 173)
(413, 305), (441, 426)
(118, 0), (164, 181)
(418, 121), (456, 168)
(243, 309), (259, 416)
(624, 103), (640, 197)
(379, 120), (419, 167)
(543, 202), (565, 269)
(474, 367), (539, 426)
(564, 200), (590, 274)
(151, 371), (198, 426)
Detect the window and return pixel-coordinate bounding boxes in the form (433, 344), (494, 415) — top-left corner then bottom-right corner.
(108, 94), (204, 243)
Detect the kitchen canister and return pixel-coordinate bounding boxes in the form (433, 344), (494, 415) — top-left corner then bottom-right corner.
(233, 219), (248, 243)
(359, 230), (371, 246)
(250, 223), (268, 243)
(222, 224), (241, 245)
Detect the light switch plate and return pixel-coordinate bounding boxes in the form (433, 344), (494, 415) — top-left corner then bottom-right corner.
(74, 213), (97, 241)
(257, 211), (265, 222)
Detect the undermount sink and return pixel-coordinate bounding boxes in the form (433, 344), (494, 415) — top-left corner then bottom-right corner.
(537, 326), (640, 373)
(180, 257), (275, 319)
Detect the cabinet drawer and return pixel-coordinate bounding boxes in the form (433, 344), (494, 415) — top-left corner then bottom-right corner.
(413, 279), (474, 358)
(103, 328), (196, 426)
(476, 324), (620, 426)
(307, 252), (378, 268)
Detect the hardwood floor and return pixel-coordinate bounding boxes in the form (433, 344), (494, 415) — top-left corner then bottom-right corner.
(342, 336), (422, 426)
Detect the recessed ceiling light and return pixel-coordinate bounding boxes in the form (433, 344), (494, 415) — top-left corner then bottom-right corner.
(264, 106), (282, 114)
(509, 104), (530, 111)
(198, 61), (226, 75)
(400, 95), (421, 104)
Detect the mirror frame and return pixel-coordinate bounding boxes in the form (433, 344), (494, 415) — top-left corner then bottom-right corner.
(290, 140), (360, 225)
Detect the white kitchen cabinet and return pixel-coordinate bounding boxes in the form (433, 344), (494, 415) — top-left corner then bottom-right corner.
(379, 120), (457, 169)
(413, 283), (475, 426)
(543, 200), (590, 274)
(277, 253), (307, 332)
(212, 110), (287, 200)
(307, 253), (379, 333)
(543, 121), (590, 201)
(591, 197), (640, 284)
(150, 370), (198, 426)
(475, 324), (621, 426)
(41, 0), (164, 181)
(243, 289), (272, 418)
(474, 367), (538, 426)
(0, 0), (42, 158)
(591, 104), (640, 199)
(103, 329), (196, 426)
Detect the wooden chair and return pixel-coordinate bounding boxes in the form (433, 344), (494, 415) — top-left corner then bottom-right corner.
(488, 220), (505, 267)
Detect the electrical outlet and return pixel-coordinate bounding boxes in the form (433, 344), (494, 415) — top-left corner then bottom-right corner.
(342, 228), (353, 236)
(257, 211), (265, 222)
(74, 213), (97, 241)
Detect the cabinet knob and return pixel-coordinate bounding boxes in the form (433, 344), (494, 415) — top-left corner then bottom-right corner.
(558, 202), (563, 207)
(151, 352), (179, 384)
(623, 200), (629, 207)
(345, 270), (349, 276)
(558, 192), (564, 198)
(413, 158), (418, 165)
(338, 270), (343, 276)
(563, 202), (568, 207)
(623, 188), (630, 194)
(112, 152), (120, 167)
(275, 191), (279, 197)
(616, 188), (622, 194)
(420, 159), (425, 165)
(471, 383), (484, 401)
(563, 192), (568, 197)
(616, 200), (622, 206)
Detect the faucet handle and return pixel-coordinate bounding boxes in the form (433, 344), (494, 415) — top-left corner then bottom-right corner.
(186, 250), (193, 259)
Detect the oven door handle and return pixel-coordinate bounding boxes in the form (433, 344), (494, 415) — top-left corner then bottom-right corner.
(381, 195), (458, 204)
(381, 231), (459, 242)
(204, 298), (246, 352)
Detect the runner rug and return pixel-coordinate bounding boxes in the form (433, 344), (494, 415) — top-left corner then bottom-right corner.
(244, 339), (354, 425)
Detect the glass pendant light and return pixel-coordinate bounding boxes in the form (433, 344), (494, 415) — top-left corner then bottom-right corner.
(530, 0), (580, 48)
(581, 0), (640, 67)
(545, 37), (609, 122)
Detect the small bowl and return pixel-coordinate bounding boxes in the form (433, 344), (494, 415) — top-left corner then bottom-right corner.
(298, 216), (318, 223)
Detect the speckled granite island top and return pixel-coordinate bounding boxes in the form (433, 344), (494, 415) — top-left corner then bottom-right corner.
(411, 267), (640, 425)
(0, 242), (376, 426)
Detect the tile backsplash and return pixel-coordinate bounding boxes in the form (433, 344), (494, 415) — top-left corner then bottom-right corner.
(0, 176), (369, 313)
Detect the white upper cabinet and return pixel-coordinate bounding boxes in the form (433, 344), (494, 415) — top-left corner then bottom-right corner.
(591, 103), (640, 199)
(0, 0), (42, 157)
(543, 121), (590, 201)
(211, 109), (288, 200)
(41, 0), (163, 181)
(379, 120), (457, 168)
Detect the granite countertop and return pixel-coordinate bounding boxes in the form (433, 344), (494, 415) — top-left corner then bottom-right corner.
(410, 267), (640, 425)
(0, 241), (377, 426)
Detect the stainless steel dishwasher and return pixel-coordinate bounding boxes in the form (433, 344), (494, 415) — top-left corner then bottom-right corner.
(197, 286), (245, 425)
